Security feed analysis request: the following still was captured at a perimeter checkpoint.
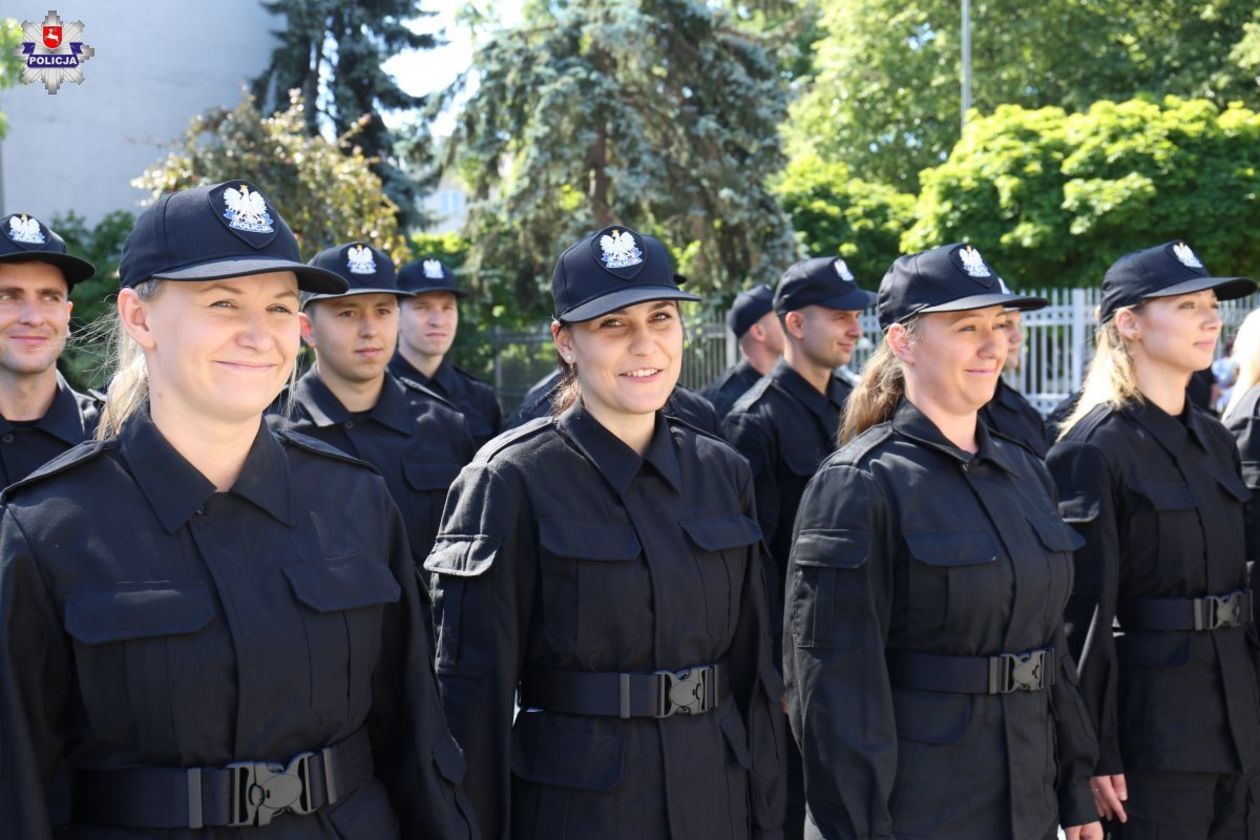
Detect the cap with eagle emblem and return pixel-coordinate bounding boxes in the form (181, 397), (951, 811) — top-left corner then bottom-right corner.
(0, 212), (95, 286)
(118, 180), (345, 293)
(303, 241), (409, 309)
(550, 225), (698, 322)
(398, 255), (468, 298)
(774, 256), (877, 315)
(1099, 240), (1254, 324)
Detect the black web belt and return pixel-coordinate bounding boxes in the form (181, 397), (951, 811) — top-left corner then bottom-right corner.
(887, 648), (1056, 694)
(73, 726), (373, 829)
(1119, 589), (1253, 632)
(520, 663), (727, 718)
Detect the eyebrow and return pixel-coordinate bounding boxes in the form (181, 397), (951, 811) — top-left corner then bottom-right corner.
(197, 282), (299, 301)
(603, 301), (675, 316)
(0, 285), (66, 297)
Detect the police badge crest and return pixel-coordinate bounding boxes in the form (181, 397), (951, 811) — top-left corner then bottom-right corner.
(833, 258), (855, 282)
(958, 245), (992, 279)
(423, 259), (445, 280)
(598, 230), (644, 270)
(7, 215), (46, 245)
(221, 185), (275, 235)
(346, 245), (377, 275)
(1172, 242), (1204, 270)
(14, 11), (95, 95)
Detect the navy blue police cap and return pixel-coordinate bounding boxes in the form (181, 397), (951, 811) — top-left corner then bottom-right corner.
(728, 284), (775, 338)
(118, 180), (346, 294)
(398, 255), (468, 298)
(878, 243), (1046, 331)
(774, 257), (877, 315)
(0, 212), (95, 287)
(302, 242), (408, 309)
(1099, 240), (1255, 324)
(551, 225), (699, 323)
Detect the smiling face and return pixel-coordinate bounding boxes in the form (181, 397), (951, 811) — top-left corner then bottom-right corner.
(553, 300), (683, 420)
(0, 261), (72, 379)
(1125, 290), (1222, 377)
(399, 290), (458, 360)
(786, 305), (864, 369)
(123, 272), (301, 426)
(902, 306), (1010, 415)
(302, 293), (400, 388)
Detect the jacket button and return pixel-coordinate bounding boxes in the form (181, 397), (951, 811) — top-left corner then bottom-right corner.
(1, 434), (12, 444)
(344, 420), (355, 430)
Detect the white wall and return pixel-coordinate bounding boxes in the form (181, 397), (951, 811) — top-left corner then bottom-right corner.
(0, 0), (281, 224)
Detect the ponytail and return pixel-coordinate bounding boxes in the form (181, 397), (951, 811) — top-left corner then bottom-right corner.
(1057, 312), (1143, 440)
(841, 318), (918, 444)
(96, 279), (162, 440)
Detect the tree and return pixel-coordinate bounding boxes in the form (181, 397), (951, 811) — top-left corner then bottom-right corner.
(791, 0), (1260, 189)
(441, 0), (799, 326)
(252, 0), (438, 225)
(0, 18), (24, 138)
(903, 97), (1260, 288)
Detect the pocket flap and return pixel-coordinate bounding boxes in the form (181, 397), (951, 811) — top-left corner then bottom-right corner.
(65, 582), (215, 644)
(283, 555), (401, 613)
(679, 513), (762, 552)
(510, 715), (625, 791)
(1214, 468), (1252, 503)
(904, 528), (999, 567)
(431, 734), (466, 784)
(1132, 481), (1197, 511)
(791, 529), (869, 569)
(538, 518), (640, 562)
(424, 535), (499, 577)
(1058, 493), (1101, 524)
(1029, 516), (1086, 553)
(403, 459), (462, 492)
(1242, 461), (1260, 491)
(783, 445), (823, 478)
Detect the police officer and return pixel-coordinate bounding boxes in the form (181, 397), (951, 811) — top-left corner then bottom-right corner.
(507, 365), (721, 432)
(426, 225), (786, 840)
(1048, 241), (1260, 837)
(392, 255), (502, 448)
(980, 305), (1052, 456)
(1222, 310), (1260, 560)
(0, 181), (476, 838)
(785, 243), (1101, 840)
(703, 284), (784, 418)
(0, 212), (98, 485)
(271, 241), (474, 567)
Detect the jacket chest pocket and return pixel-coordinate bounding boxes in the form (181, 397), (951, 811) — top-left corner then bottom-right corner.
(1129, 481), (1199, 578)
(283, 555), (401, 721)
(1029, 516), (1085, 627)
(679, 514), (761, 644)
(64, 582), (217, 751)
(400, 459), (463, 556)
(903, 528), (1004, 638)
(538, 518), (647, 654)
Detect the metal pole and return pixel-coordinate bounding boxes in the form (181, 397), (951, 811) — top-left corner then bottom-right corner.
(961, 0), (972, 130)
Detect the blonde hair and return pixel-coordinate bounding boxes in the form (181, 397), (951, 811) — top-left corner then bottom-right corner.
(1224, 309), (1260, 418)
(96, 280), (162, 439)
(841, 318), (919, 444)
(1057, 310), (1144, 439)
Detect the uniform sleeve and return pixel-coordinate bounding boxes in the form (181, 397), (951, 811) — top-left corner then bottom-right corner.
(784, 463), (896, 840)
(0, 506), (72, 840)
(1046, 438), (1124, 776)
(729, 460), (788, 839)
(723, 411), (780, 555)
(424, 461), (535, 840)
(367, 486), (479, 840)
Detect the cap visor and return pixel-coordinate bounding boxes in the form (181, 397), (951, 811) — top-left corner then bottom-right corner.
(1144, 275), (1256, 303)
(0, 252), (96, 285)
(814, 288), (879, 312)
(154, 257), (348, 294)
(561, 286), (702, 322)
(919, 292), (1048, 316)
(302, 287), (414, 309)
(403, 285), (468, 299)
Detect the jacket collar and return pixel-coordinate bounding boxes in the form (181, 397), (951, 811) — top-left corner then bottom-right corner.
(891, 398), (1019, 474)
(769, 358), (846, 424)
(290, 370), (413, 435)
(555, 400), (683, 496)
(1124, 397), (1210, 458)
(0, 372), (91, 443)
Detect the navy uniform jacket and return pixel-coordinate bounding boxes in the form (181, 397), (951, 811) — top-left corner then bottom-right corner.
(980, 378), (1049, 458)
(390, 354), (502, 449)
(426, 403), (786, 840)
(785, 400), (1098, 839)
(271, 370), (475, 565)
(703, 359), (763, 420)
(507, 368), (721, 435)
(0, 407), (476, 838)
(723, 359), (851, 581)
(1047, 401), (1260, 776)
(0, 373), (98, 487)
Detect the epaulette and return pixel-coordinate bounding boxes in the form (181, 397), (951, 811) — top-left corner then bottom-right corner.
(728, 374), (774, 415)
(1, 438), (114, 502)
(475, 416), (553, 463)
(276, 429), (382, 475)
(395, 374), (459, 410)
(1060, 402), (1113, 441)
(831, 421), (894, 467)
(988, 428), (1043, 461)
(664, 412), (728, 446)
(451, 363), (492, 387)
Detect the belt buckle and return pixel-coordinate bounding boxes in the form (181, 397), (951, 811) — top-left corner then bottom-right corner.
(990, 650), (1048, 694)
(1199, 592), (1247, 630)
(652, 666), (714, 718)
(227, 751), (317, 827)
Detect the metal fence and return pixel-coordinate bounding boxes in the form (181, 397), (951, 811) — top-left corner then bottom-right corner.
(488, 291), (1260, 418)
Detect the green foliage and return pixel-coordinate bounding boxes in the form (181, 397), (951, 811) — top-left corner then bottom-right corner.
(133, 90), (406, 263)
(774, 152), (915, 284)
(904, 97), (1260, 287)
(0, 18), (24, 138)
(442, 0), (800, 330)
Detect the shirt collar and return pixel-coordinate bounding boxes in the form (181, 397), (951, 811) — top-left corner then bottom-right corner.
(770, 358), (845, 421)
(0, 373), (91, 443)
(891, 398), (1018, 474)
(1124, 397), (1209, 457)
(122, 406), (294, 532)
(290, 370), (412, 434)
(555, 400), (683, 496)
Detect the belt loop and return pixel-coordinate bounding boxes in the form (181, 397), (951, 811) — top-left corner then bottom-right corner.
(619, 673), (631, 719)
(321, 746), (338, 805)
(186, 767), (203, 830)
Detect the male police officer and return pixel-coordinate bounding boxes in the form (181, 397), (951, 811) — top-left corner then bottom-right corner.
(392, 256), (502, 448)
(703, 284), (784, 418)
(0, 212), (97, 486)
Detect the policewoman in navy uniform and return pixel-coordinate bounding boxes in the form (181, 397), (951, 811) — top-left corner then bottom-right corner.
(507, 365), (721, 433)
(272, 241), (474, 567)
(392, 256), (502, 448)
(426, 226), (786, 839)
(0, 182), (476, 838)
(1048, 241), (1260, 838)
(703, 284), (783, 419)
(785, 244), (1102, 840)
(0, 212), (99, 486)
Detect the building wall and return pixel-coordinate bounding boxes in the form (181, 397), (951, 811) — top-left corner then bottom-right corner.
(0, 0), (281, 224)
